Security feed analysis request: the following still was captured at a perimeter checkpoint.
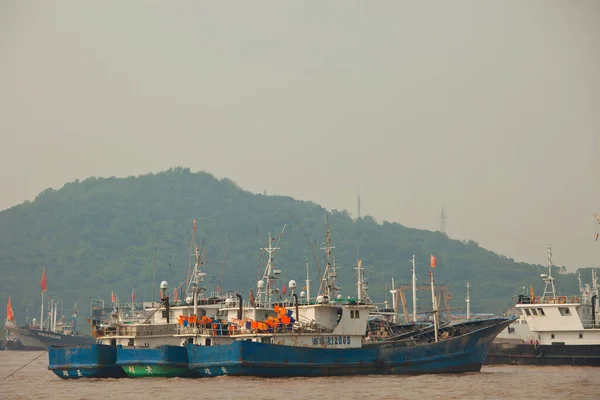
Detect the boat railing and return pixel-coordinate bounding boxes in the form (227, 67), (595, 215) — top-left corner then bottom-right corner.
(516, 294), (586, 305)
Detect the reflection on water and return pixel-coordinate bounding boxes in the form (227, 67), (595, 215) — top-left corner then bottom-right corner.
(0, 351), (598, 400)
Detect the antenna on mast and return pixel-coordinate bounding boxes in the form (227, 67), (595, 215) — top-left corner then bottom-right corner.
(256, 224), (286, 306)
(541, 244), (557, 300)
(319, 213), (339, 300)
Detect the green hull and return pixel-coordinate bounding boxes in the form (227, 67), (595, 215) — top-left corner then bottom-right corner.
(122, 364), (195, 378)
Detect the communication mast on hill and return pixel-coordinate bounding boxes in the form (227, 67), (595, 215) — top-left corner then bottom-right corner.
(440, 207), (447, 236)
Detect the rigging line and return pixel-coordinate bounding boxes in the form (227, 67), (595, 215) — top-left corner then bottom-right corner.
(288, 211), (321, 279)
(4, 350), (48, 380)
(152, 234), (158, 304)
(220, 234), (231, 292)
(256, 226), (262, 284)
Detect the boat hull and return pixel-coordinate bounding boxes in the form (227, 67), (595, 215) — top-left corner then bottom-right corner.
(188, 317), (513, 377)
(7, 326), (94, 351)
(485, 342), (600, 366)
(116, 345), (195, 378)
(48, 344), (127, 379)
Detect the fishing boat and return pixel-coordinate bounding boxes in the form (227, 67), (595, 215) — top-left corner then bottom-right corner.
(48, 344), (126, 379)
(486, 245), (600, 366)
(4, 276), (94, 350)
(187, 222), (514, 377)
(100, 221), (234, 378)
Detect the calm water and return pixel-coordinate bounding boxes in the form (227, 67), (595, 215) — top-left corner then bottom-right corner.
(0, 351), (598, 400)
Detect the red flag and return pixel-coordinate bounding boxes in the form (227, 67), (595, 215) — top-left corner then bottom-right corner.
(193, 219), (197, 232)
(132, 289), (136, 302)
(111, 290), (116, 303)
(430, 254), (437, 268)
(282, 285), (287, 295)
(40, 269), (47, 293)
(6, 295), (15, 322)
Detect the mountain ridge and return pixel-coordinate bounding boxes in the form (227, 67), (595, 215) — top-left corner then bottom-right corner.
(0, 167), (587, 325)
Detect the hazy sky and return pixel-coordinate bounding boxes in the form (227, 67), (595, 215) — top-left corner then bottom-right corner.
(1, 1), (599, 269)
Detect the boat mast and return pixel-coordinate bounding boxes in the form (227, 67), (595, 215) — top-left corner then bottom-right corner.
(390, 277), (398, 323)
(356, 257), (363, 301)
(411, 255), (417, 323)
(40, 292), (44, 331)
(186, 240), (206, 317)
(319, 216), (336, 300)
(53, 301), (58, 332)
(466, 281), (471, 321)
(354, 256), (370, 304)
(305, 260), (310, 303)
(257, 224), (286, 307)
(541, 245), (557, 300)
(429, 270), (439, 342)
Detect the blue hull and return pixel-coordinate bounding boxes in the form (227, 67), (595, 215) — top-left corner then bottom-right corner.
(188, 317), (513, 377)
(48, 344), (127, 379)
(116, 345), (195, 377)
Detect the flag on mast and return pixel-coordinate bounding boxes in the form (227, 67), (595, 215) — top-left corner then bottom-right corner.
(430, 254), (437, 268)
(132, 289), (136, 302)
(40, 269), (47, 293)
(193, 219), (197, 232)
(529, 284), (535, 299)
(111, 290), (116, 303)
(6, 295), (15, 322)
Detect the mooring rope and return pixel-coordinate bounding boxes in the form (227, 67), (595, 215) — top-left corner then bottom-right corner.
(4, 350), (48, 380)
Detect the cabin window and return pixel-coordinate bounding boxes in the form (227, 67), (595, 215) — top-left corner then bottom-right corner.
(524, 309), (531, 316)
(537, 308), (545, 316)
(205, 338), (211, 346)
(355, 310), (360, 319)
(350, 310), (355, 319)
(558, 307), (571, 316)
(551, 334), (555, 339)
(531, 309), (538, 316)
(579, 333), (583, 339)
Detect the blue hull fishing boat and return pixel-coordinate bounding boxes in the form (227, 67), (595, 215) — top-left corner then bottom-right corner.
(186, 222), (515, 378)
(48, 344), (127, 379)
(187, 317), (513, 377)
(116, 345), (194, 378)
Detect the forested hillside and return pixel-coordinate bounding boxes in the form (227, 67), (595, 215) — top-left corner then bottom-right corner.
(0, 167), (588, 326)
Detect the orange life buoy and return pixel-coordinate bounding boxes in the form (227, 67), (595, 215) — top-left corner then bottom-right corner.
(557, 296), (567, 304)
(547, 297), (555, 304)
(532, 296), (541, 304)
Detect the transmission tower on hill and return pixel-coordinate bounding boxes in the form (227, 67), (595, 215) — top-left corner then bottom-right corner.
(440, 207), (447, 236)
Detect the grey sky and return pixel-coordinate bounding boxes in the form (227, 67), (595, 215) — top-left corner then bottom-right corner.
(1, 1), (598, 269)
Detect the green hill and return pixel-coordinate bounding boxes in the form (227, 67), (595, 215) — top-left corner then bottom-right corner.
(0, 167), (590, 325)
